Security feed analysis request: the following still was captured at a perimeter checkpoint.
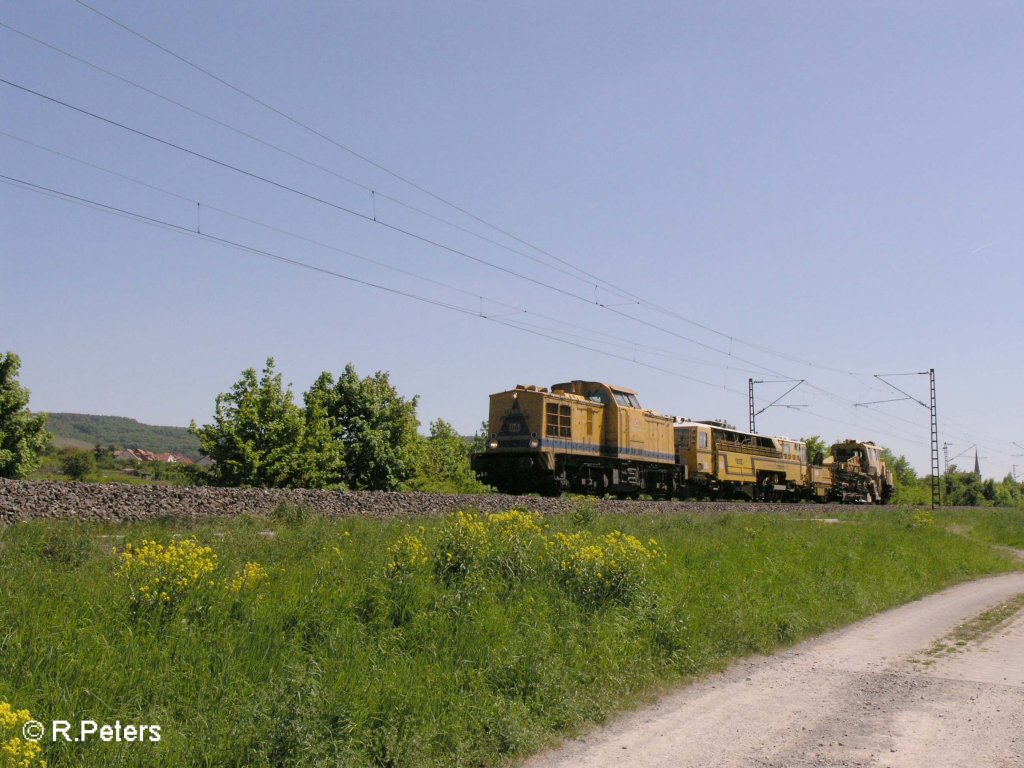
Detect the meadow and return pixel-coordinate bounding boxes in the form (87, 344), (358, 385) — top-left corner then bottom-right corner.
(1, 503), (1020, 767)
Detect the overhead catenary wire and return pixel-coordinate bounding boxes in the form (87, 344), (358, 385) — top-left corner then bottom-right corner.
(0, 76), (610, 306)
(0, 130), (778, 380)
(7, 10), (994, 457)
(64, 0), (875, 377)
(1, 173), (747, 396)
(0, 108), (931, 449)
(0, 166), (937, 450)
(0, 20), (643, 303)
(7, 169), (938, 451)
(2, 15), (936, 414)
(48, 0), (1018, 465)
(0, 76), (825, 388)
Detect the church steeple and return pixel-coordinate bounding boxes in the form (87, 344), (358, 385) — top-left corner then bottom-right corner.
(974, 447), (981, 477)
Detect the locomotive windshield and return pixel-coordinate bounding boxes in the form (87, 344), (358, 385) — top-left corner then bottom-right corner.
(612, 390), (641, 408)
(582, 389), (640, 408)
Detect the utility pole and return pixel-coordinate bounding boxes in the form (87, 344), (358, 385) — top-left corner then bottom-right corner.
(748, 379), (805, 434)
(930, 369), (940, 508)
(1012, 444), (1024, 484)
(748, 378), (756, 433)
(858, 369), (939, 509)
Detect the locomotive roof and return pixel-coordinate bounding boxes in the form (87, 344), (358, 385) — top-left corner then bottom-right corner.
(549, 380), (639, 395)
(503, 381), (640, 395)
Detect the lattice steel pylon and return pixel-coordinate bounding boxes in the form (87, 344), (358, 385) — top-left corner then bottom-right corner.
(859, 369), (939, 509)
(748, 378), (805, 435)
(748, 379), (756, 433)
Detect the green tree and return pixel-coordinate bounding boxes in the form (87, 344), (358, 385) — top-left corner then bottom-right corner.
(945, 465), (983, 506)
(407, 419), (489, 493)
(982, 478), (997, 502)
(326, 364), (420, 491)
(191, 358), (305, 487)
(470, 419), (490, 455)
(994, 474), (1023, 508)
(60, 449), (95, 481)
(297, 372), (347, 489)
(0, 352), (51, 479)
(801, 435), (828, 465)
(880, 448), (918, 488)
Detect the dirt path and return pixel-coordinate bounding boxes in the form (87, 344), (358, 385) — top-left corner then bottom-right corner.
(524, 572), (1024, 768)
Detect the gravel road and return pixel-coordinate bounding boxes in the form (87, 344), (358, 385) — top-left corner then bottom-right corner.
(524, 572), (1024, 768)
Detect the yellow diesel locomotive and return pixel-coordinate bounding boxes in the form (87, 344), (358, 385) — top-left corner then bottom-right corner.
(471, 380), (682, 498)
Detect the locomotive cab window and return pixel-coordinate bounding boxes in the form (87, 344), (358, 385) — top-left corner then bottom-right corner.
(612, 391), (641, 408)
(545, 403), (572, 438)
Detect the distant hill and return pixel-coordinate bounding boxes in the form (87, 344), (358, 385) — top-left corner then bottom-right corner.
(44, 413), (201, 460)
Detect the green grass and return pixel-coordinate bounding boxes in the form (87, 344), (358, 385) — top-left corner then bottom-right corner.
(0, 505), (1018, 767)
(937, 506), (1024, 549)
(917, 593), (1024, 663)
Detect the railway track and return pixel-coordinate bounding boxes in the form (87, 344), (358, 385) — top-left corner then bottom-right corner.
(1, 478), (920, 524)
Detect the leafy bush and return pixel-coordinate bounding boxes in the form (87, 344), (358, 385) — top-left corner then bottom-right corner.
(547, 529), (664, 605)
(434, 510), (490, 580)
(0, 352), (51, 480)
(434, 509), (546, 583)
(405, 419), (491, 494)
(59, 449), (95, 481)
(115, 538), (218, 607)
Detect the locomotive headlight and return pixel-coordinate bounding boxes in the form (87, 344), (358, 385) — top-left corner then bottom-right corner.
(488, 439), (499, 449)
(529, 438), (540, 448)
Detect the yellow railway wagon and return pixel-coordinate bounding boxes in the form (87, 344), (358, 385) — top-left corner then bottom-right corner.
(472, 380), (681, 498)
(674, 420), (821, 501)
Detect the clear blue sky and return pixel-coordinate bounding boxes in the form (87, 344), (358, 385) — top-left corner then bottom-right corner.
(3, 0), (1022, 480)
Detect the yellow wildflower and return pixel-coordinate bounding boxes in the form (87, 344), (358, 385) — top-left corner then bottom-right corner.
(227, 562), (269, 594)
(115, 538), (217, 607)
(0, 701), (46, 768)
(384, 534), (429, 578)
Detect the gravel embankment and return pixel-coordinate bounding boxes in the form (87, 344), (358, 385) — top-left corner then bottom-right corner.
(0, 478), (881, 524)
